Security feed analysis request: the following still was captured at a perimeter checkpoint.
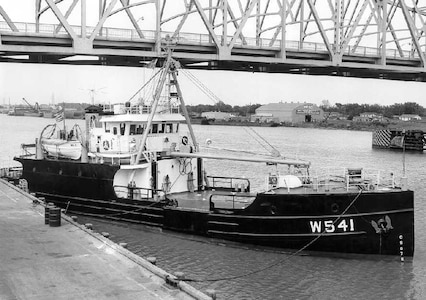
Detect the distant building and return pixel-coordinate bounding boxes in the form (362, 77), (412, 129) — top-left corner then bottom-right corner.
(353, 112), (384, 122)
(201, 111), (234, 120)
(399, 114), (422, 121)
(326, 111), (347, 120)
(250, 113), (277, 123)
(252, 102), (324, 123)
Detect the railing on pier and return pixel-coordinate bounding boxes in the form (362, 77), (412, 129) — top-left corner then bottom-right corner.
(207, 175), (250, 193)
(0, 166), (23, 181)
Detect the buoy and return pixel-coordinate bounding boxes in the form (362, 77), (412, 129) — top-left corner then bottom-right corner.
(85, 223), (93, 230)
(71, 216), (78, 222)
(205, 289), (217, 300)
(174, 272), (185, 280)
(146, 257), (157, 265)
(101, 232), (110, 238)
(119, 242), (128, 249)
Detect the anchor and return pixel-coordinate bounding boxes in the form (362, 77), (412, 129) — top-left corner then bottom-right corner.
(371, 215), (393, 234)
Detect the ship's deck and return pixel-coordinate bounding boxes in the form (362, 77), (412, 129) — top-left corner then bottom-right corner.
(167, 182), (401, 212)
(168, 189), (256, 211)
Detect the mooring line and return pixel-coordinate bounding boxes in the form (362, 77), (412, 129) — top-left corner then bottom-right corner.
(182, 189), (363, 283)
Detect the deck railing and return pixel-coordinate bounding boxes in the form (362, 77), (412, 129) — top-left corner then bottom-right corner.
(207, 175), (250, 193)
(102, 103), (180, 115)
(209, 192), (255, 211)
(114, 183), (162, 200)
(268, 167), (399, 192)
(308, 168), (398, 192)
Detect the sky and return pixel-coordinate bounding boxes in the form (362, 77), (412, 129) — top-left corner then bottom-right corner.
(1, 0), (426, 107)
(2, 62), (426, 107)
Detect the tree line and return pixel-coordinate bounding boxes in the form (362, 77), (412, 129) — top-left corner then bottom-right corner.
(321, 102), (425, 120)
(186, 101), (261, 116)
(187, 101), (425, 120)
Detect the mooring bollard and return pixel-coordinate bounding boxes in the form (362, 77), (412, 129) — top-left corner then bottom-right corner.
(205, 289), (217, 300)
(49, 207), (61, 227)
(146, 256), (157, 265)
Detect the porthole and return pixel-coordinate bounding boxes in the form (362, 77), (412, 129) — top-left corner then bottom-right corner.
(331, 203), (339, 213)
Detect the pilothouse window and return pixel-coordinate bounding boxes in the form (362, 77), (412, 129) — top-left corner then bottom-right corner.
(120, 123), (126, 135)
(136, 125), (144, 134)
(151, 124), (158, 134)
(166, 123), (172, 133)
(158, 124), (165, 133)
(130, 124), (136, 135)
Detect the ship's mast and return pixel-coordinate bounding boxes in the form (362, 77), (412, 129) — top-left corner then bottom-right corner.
(133, 48), (198, 164)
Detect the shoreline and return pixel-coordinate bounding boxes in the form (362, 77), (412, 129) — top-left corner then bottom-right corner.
(193, 119), (426, 132)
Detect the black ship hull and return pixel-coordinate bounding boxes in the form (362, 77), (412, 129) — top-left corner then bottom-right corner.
(15, 157), (415, 257)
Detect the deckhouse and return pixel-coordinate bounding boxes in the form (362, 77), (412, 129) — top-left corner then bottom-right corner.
(87, 104), (188, 163)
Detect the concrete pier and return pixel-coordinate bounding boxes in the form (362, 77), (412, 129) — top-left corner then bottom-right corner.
(0, 179), (211, 300)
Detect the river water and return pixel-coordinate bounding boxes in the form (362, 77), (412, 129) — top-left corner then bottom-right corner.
(1, 114), (425, 299)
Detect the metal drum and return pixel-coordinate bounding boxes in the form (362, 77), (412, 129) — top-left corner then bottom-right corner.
(44, 205), (55, 225)
(49, 207), (61, 227)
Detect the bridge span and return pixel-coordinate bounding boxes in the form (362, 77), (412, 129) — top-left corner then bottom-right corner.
(1, 1), (426, 81)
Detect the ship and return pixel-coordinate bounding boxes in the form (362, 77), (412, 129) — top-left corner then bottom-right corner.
(14, 51), (414, 257)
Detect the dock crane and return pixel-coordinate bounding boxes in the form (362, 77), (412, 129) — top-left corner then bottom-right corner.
(22, 98), (40, 112)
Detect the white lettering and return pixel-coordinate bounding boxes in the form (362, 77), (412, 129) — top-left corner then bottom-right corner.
(309, 221), (322, 233)
(337, 219), (348, 231)
(309, 219), (355, 233)
(349, 219), (355, 231)
(324, 220), (335, 233)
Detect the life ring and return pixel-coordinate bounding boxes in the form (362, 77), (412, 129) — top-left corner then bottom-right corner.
(182, 136), (188, 146)
(103, 140), (109, 150)
(269, 175), (278, 185)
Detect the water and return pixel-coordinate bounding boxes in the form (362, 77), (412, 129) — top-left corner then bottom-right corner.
(2, 114), (426, 299)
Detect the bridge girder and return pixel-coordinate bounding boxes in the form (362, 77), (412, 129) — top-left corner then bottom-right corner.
(0, 0), (426, 80)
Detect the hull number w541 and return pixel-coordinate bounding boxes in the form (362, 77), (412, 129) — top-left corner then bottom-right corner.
(309, 219), (355, 233)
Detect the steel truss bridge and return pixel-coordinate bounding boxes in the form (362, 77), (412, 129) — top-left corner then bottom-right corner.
(1, 0), (426, 80)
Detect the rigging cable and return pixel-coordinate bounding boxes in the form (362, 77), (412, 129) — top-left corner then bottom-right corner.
(126, 67), (164, 104)
(180, 68), (223, 105)
(245, 127), (281, 157)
